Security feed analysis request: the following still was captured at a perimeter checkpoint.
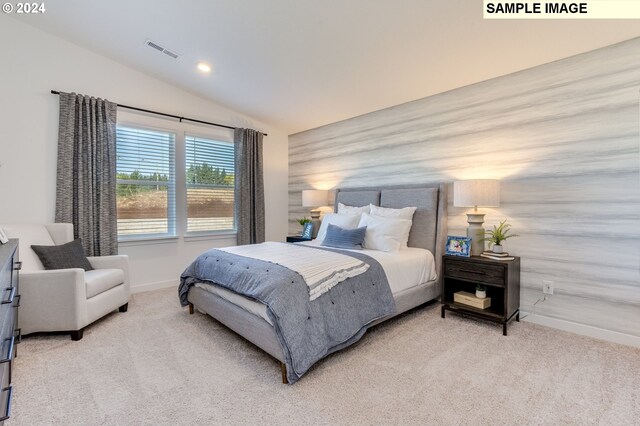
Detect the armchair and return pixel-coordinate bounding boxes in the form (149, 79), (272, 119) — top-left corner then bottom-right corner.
(2, 223), (130, 340)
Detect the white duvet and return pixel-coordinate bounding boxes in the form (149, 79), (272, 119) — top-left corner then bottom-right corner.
(195, 241), (437, 325)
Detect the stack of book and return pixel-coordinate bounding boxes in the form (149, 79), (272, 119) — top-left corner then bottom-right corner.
(480, 251), (515, 261)
(454, 291), (491, 309)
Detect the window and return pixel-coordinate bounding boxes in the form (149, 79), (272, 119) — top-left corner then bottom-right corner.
(185, 135), (235, 233)
(116, 126), (176, 239)
(114, 124), (235, 241)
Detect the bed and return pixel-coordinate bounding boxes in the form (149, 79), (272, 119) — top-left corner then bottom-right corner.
(180, 184), (447, 383)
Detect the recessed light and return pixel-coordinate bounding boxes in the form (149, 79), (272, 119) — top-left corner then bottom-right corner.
(197, 62), (212, 73)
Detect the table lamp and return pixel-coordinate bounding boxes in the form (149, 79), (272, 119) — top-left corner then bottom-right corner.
(302, 189), (328, 238)
(453, 179), (500, 255)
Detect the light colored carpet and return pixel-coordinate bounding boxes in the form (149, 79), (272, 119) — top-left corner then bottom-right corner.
(9, 288), (640, 425)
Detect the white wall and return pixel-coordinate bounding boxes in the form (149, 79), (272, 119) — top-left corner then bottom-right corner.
(0, 16), (289, 291)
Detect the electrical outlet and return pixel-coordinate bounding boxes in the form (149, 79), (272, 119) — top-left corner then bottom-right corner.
(543, 280), (554, 295)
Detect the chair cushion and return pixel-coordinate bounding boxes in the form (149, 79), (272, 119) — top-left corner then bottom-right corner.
(31, 239), (94, 271)
(85, 269), (125, 299)
(2, 224), (55, 271)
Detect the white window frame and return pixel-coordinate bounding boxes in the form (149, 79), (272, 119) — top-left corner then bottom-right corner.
(115, 116), (236, 243)
(184, 133), (236, 236)
(116, 124), (177, 242)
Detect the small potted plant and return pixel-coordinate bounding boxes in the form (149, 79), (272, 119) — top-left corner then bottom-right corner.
(296, 217), (311, 235)
(476, 284), (487, 299)
(483, 219), (518, 253)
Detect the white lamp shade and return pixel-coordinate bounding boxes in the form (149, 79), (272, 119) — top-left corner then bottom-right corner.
(453, 179), (500, 208)
(302, 189), (328, 207)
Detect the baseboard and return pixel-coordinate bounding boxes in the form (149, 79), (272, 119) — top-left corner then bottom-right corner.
(520, 311), (640, 348)
(130, 279), (178, 294)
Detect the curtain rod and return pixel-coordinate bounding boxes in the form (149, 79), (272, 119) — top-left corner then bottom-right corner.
(50, 90), (267, 136)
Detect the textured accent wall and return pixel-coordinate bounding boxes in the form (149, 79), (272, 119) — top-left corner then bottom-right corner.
(288, 38), (640, 339)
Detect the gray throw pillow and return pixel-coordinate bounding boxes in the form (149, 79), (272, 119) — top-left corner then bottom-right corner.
(31, 238), (94, 271)
(321, 224), (367, 250)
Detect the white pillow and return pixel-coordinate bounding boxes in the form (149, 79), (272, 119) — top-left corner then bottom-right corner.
(369, 204), (417, 220)
(357, 213), (412, 252)
(337, 203), (370, 215)
(316, 213), (361, 242)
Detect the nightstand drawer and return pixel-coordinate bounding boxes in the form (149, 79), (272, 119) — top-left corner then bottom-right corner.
(444, 260), (505, 286)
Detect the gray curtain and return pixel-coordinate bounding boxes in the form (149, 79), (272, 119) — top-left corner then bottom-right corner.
(234, 128), (265, 245)
(55, 92), (118, 256)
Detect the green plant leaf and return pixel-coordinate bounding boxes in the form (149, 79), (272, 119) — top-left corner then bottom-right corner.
(297, 217), (311, 226)
(481, 218), (518, 246)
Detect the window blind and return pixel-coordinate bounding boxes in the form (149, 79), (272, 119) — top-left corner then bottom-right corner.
(185, 135), (235, 233)
(116, 126), (176, 238)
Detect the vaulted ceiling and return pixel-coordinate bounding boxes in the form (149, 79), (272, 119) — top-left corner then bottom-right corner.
(14, 0), (640, 134)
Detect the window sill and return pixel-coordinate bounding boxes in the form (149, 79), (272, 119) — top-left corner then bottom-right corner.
(184, 231), (237, 242)
(118, 236), (179, 247)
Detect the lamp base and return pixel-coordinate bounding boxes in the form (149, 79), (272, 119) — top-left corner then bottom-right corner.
(310, 209), (321, 238)
(466, 212), (485, 256)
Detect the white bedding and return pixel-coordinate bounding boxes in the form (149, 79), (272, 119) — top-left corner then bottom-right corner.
(194, 242), (437, 325)
(220, 242), (370, 301)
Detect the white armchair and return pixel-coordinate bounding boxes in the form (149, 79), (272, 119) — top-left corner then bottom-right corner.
(2, 223), (130, 340)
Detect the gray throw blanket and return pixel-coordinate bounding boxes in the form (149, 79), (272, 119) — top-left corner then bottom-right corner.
(179, 245), (395, 384)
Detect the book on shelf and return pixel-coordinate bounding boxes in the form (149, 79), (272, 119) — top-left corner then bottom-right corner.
(482, 251), (510, 257)
(481, 253), (515, 261)
(454, 291), (491, 309)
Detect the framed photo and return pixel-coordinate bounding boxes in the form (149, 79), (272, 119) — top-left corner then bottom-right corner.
(446, 236), (471, 257)
(301, 222), (314, 239)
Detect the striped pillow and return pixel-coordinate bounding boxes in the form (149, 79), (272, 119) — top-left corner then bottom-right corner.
(321, 224), (367, 250)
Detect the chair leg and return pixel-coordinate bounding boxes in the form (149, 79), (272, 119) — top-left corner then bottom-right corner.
(119, 303), (128, 313)
(188, 303), (194, 315)
(70, 328), (84, 341)
(280, 362), (288, 384)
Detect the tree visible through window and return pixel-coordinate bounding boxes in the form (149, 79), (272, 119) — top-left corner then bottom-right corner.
(185, 135), (235, 233)
(116, 126), (176, 238)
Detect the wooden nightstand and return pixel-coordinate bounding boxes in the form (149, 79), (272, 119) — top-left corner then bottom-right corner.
(286, 235), (313, 243)
(441, 255), (520, 336)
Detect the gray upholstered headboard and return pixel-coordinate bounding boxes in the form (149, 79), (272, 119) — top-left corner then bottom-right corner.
(334, 183), (448, 290)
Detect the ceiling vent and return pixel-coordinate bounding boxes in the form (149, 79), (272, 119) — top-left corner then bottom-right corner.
(145, 39), (179, 59)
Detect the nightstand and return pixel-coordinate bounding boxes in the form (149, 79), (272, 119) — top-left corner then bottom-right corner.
(441, 255), (520, 336)
(286, 235), (312, 243)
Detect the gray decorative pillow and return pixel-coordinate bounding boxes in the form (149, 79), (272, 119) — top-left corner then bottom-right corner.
(31, 238), (94, 271)
(321, 224), (367, 250)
